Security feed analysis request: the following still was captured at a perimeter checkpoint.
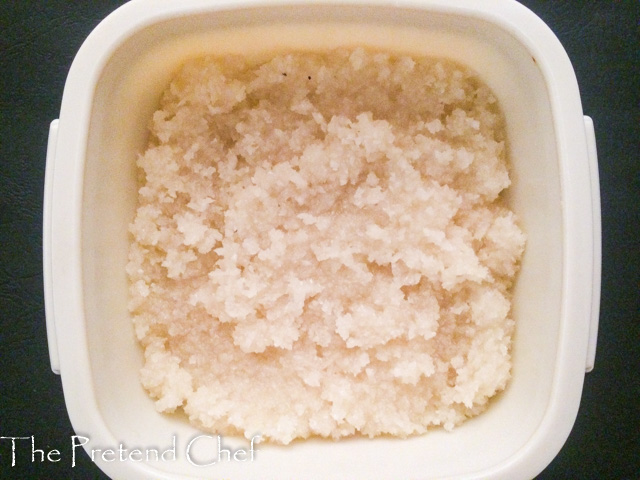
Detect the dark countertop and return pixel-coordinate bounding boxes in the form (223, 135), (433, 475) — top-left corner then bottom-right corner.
(0, 1), (638, 479)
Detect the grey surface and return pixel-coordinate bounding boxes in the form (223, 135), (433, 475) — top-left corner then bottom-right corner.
(0, 1), (638, 478)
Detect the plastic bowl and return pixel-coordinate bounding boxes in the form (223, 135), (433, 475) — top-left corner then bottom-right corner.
(43, 0), (601, 478)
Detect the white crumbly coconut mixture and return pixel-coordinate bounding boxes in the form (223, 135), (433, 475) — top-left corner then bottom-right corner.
(127, 48), (526, 444)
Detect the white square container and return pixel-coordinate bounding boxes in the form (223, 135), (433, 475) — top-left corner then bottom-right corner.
(43, 0), (601, 479)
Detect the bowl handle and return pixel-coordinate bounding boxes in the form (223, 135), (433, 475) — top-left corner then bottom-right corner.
(43, 119), (61, 375)
(583, 116), (601, 373)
